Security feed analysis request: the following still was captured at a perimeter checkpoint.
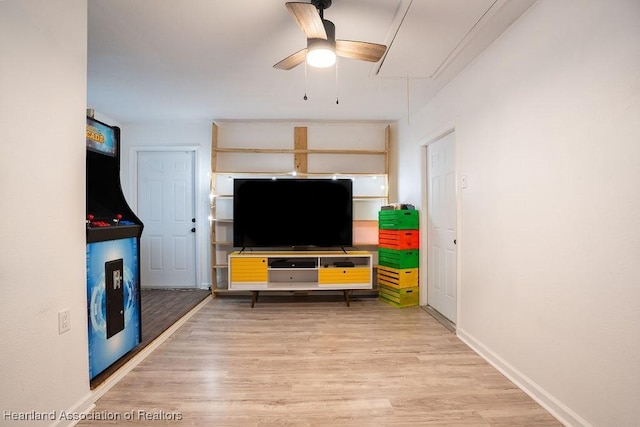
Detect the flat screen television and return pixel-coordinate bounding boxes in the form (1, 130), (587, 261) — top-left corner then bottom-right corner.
(233, 178), (353, 249)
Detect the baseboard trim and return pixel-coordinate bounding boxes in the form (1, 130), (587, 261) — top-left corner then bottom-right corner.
(456, 327), (590, 427)
(59, 297), (211, 427)
(52, 394), (95, 427)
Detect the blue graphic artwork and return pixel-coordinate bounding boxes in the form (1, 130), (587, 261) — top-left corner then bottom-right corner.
(86, 238), (140, 379)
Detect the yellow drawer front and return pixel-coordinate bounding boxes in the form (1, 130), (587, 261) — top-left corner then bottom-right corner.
(377, 265), (419, 289)
(318, 267), (370, 285)
(230, 257), (268, 282)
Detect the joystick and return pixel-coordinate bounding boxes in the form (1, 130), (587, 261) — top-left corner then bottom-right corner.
(87, 213), (111, 227)
(114, 214), (122, 224)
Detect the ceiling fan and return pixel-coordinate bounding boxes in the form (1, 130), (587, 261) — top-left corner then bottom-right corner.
(274, 0), (387, 70)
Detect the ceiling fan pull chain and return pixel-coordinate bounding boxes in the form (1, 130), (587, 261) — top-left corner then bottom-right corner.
(335, 57), (339, 105)
(304, 61), (309, 101)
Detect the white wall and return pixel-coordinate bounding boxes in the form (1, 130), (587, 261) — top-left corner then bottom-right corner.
(397, 0), (640, 425)
(0, 1), (92, 426)
(118, 121), (213, 288)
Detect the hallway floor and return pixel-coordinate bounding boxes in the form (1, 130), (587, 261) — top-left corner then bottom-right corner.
(81, 295), (560, 426)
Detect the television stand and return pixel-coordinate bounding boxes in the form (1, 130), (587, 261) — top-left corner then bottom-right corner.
(228, 250), (372, 307)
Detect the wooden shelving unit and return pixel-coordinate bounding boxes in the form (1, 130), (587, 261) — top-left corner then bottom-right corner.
(210, 123), (391, 292)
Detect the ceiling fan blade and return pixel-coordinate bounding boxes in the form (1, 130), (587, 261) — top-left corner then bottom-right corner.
(336, 40), (387, 62)
(285, 2), (327, 40)
(273, 48), (308, 70)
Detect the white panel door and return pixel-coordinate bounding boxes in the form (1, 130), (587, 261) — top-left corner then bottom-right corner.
(137, 151), (196, 288)
(426, 132), (457, 322)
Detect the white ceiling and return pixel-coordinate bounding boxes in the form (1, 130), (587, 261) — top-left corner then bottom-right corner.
(87, 0), (536, 124)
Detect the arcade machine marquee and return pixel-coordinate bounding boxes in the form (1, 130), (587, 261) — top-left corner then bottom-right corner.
(86, 117), (143, 383)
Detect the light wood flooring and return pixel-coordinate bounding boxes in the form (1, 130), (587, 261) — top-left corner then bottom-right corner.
(80, 295), (561, 426)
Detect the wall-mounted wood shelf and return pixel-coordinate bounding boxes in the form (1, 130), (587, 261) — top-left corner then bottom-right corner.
(212, 171), (387, 177)
(213, 147), (387, 155)
(210, 123), (391, 292)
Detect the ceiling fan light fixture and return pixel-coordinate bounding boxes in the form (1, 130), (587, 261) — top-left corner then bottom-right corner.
(274, 4), (386, 72)
(306, 38), (336, 68)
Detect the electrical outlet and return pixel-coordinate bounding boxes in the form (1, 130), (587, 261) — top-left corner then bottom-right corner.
(58, 309), (71, 334)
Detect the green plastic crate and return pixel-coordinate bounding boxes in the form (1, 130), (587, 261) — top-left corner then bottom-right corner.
(379, 285), (419, 308)
(378, 247), (419, 269)
(378, 210), (419, 230)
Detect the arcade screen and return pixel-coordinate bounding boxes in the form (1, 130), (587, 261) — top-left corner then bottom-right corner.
(86, 117), (117, 157)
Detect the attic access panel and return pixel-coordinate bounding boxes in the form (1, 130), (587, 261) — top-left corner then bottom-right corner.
(378, 0), (497, 78)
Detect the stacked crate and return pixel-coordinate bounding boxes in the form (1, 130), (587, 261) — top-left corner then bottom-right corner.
(377, 209), (420, 307)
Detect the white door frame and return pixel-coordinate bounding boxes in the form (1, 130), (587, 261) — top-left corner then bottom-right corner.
(420, 127), (461, 325)
(130, 146), (203, 289)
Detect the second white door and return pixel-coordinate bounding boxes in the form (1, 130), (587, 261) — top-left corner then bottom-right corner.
(426, 132), (457, 323)
(137, 150), (196, 288)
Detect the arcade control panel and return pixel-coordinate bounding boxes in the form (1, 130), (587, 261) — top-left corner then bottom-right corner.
(87, 214), (136, 228)
(86, 212), (142, 244)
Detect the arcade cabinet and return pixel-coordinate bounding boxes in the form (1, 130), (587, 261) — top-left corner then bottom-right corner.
(86, 116), (143, 383)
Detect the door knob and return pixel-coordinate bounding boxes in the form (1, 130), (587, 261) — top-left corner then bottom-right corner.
(454, 239), (456, 245)
(191, 227), (196, 233)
